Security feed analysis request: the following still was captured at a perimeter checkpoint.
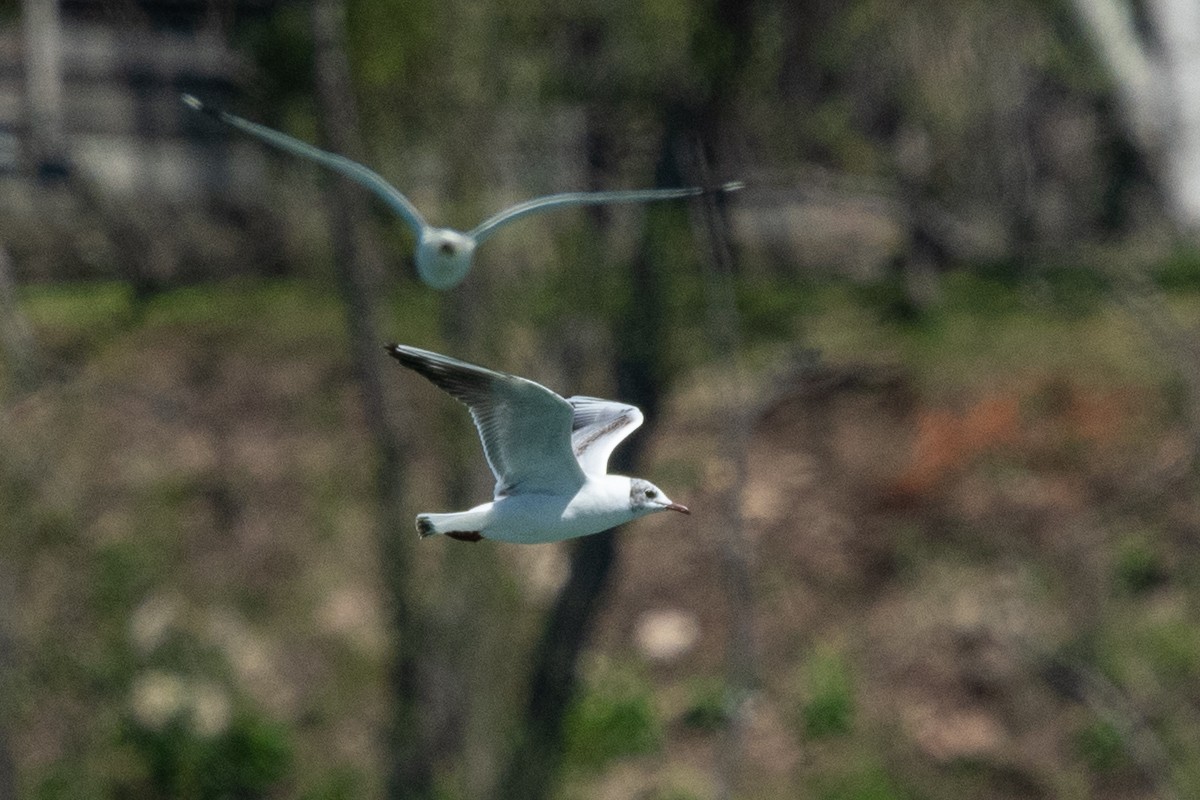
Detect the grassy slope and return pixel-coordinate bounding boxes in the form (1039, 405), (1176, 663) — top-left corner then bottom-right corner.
(2, 274), (1198, 799)
(4, 280), (384, 798)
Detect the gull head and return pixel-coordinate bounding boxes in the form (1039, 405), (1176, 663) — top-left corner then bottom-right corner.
(416, 228), (476, 289)
(629, 478), (690, 516)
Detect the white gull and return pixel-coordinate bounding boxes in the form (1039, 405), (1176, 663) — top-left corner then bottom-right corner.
(183, 94), (742, 290)
(386, 344), (689, 543)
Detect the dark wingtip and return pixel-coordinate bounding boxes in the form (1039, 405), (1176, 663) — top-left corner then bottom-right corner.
(181, 93), (224, 121)
(416, 515), (436, 538)
(690, 181), (745, 198)
(386, 344), (428, 372)
(384, 343), (408, 362)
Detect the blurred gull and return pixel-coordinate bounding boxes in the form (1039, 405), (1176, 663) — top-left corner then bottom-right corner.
(386, 344), (689, 543)
(183, 94), (742, 289)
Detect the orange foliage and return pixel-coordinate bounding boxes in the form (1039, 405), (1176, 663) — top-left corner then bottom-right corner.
(884, 383), (1128, 505)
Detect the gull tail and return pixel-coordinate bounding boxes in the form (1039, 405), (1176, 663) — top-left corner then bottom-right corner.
(416, 515), (439, 539)
(415, 509), (489, 541)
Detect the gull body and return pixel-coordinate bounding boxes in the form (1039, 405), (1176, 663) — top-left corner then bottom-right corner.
(419, 475), (660, 544)
(415, 228), (475, 289)
(386, 344), (689, 544)
(183, 94), (742, 290)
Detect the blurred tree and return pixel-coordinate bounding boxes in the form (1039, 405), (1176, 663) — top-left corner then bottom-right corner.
(20, 0), (68, 177)
(493, 4), (759, 797)
(310, 1), (435, 797)
(1068, 0), (1200, 472)
(0, 246), (39, 392)
(1071, 0), (1200, 235)
(672, 2), (761, 796)
(492, 190), (672, 800)
(0, 242), (32, 800)
(0, 565), (16, 800)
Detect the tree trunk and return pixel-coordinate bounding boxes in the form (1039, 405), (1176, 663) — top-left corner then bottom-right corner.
(687, 141), (759, 800)
(0, 246), (39, 392)
(1070, 0), (1200, 233)
(0, 568), (16, 800)
(678, 3), (760, 794)
(20, 0), (68, 177)
(310, 3), (435, 798)
(1069, 0), (1162, 152)
(491, 129), (679, 800)
(1148, 0), (1200, 228)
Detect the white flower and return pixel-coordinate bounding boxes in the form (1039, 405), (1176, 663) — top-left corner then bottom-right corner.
(129, 671), (231, 737)
(635, 609), (700, 662)
(130, 671), (188, 730)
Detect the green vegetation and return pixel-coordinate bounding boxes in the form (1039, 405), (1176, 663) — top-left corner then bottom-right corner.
(1074, 718), (1127, 774)
(12, 0), (1200, 796)
(800, 644), (856, 740)
(8, 269), (1200, 797)
(813, 762), (914, 800)
(680, 678), (729, 732)
(563, 663), (662, 770)
(2, 279), (382, 798)
(7, 272), (1200, 796)
(119, 707), (292, 800)
(1112, 533), (1167, 596)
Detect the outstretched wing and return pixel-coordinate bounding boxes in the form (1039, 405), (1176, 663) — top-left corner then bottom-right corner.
(566, 396), (644, 477)
(467, 182), (744, 244)
(387, 345), (586, 497)
(183, 94), (428, 237)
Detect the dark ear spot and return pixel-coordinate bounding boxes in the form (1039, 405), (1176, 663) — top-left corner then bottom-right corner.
(439, 241), (456, 255)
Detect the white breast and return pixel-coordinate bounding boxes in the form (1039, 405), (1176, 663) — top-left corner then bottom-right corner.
(484, 476), (634, 544)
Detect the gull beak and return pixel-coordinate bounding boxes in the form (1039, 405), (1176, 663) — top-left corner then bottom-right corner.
(664, 502), (690, 514)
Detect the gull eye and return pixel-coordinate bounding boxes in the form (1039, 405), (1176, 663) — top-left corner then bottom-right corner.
(439, 241), (456, 255)
(645, 489), (658, 499)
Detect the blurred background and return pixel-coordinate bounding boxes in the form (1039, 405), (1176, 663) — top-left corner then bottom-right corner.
(3, 0), (1200, 798)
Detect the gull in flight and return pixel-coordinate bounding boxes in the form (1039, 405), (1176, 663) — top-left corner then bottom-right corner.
(183, 94), (742, 290)
(386, 344), (689, 543)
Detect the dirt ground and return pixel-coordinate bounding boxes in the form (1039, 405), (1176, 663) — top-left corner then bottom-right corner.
(588, 358), (1191, 799)
(3, 287), (1198, 799)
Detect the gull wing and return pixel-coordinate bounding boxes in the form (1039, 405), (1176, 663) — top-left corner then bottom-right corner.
(387, 345), (586, 497)
(566, 396), (644, 477)
(183, 95), (428, 237)
(467, 183), (743, 244)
